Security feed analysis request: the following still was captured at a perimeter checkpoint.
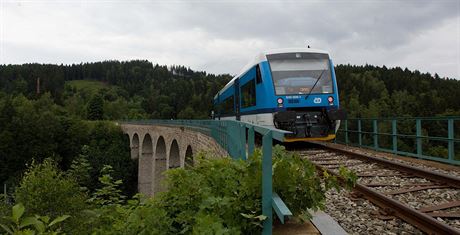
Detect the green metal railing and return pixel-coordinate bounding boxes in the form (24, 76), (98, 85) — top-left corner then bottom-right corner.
(335, 116), (460, 165)
(123, 119), (291, 235)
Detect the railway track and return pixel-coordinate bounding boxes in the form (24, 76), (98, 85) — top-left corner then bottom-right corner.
(295, 142), (460, 235)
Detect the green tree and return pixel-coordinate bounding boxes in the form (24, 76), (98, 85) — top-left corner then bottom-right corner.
(177, 106), (195, 119)
(89, 165), (126, 206)
(87, 94), (104, 120)
(67, 145), (92, 190)
(15, 159), (88, 219)
(86, 122), (137, 196)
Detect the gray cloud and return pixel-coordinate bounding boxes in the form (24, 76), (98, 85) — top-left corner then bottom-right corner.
(1, 0), (459, 78)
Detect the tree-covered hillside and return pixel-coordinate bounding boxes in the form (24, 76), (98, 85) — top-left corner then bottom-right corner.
(0, 61), (231, 195)
(336, 64), (460, 118)
(0, 61), (231, 120)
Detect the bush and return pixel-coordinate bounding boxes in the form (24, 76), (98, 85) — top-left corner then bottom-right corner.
(81, 166), (171, 235)
(0, 196), (10, 226)
(14, 158), (89, 233)
(156, 152), (262, 234)
(0, 203), (70, 235)
(272, 146), (356, 220)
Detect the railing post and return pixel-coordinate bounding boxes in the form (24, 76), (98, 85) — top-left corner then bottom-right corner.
(262, 131), (273, 235)
(373, 119), (378, 149)
(228, 122), (236, 157)
(344, 120), (349, 145)
(240, 124), (247, 159)
(448, 119), (455, 162)
(416, 119), (422, 156)
(358, 119), (362, 146)
(248, 127), (255, 157)
(392, 119), (397, 153)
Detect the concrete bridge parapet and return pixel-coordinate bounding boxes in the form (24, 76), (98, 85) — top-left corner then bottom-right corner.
(121, 124), (227, 196)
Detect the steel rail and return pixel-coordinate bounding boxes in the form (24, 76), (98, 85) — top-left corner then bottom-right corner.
(312, 163), (460, 234)
(308, 141), (460, 188)
(305, 142), (460, 234)
(354, 182), (460, 234)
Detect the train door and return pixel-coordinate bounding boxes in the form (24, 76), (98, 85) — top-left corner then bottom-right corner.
(234, 79), (241, 121)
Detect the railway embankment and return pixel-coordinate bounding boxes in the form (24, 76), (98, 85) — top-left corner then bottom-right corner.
(297, 143), (460, 234)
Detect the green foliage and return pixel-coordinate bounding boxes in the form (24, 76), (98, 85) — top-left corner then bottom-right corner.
(85, 122), (138, 196)
(335, 64), (460, 118)
(85, 196), (172, 235)
(338, 165), (358, 189)
(0, 203), (70, 235)
(86, 94), (104, 120)
(0, 94), (65, 184)
(0, 98), (137, 197)
(109, 147), (354, 234)
(89, 165), (126, 206)
(67, 145), (92, 191)
(14, 158), (88, 232)
(82, 168), (170, 235)
(5, 146), (355, 234)
(272, 145), (356, 220)
(0, 197), (11, 229)
(272, 146), (325, 219)
(154, 152), (265, 234)
(66, 80), (109, 95)
(426, 146), (449, 159)
(192, 213), (239, 235)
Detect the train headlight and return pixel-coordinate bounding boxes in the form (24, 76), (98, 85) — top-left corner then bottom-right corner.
(327, 96), (334, 103)
(277, 98), (284, 107)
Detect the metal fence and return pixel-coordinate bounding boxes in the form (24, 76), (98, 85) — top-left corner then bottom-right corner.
(335, 117), (460, 165)
(123, 119), (290, 235)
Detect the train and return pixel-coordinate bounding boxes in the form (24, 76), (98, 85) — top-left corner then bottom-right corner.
(213, 48), (346, 142)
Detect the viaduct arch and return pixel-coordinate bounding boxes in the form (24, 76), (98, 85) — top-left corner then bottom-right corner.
(121, 124), (227, 196)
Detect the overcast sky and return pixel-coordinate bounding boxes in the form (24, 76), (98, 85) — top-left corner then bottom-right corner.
(1, 0), (459, 79)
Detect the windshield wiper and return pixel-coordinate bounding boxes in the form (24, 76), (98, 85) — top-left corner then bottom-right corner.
(304, 69), (325, 101)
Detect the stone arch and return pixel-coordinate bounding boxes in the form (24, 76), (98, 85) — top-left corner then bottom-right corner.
(154, 136), (167, 194)
(185, 145), (194, 169)
(131, 133), (140, 159)
(139, 133), (153, 195)
(169, 139), (180, 169)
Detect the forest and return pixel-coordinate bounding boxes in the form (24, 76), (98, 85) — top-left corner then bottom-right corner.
(0, 60), (458, 233)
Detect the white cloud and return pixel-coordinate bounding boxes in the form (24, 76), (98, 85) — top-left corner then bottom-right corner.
(1, 0), (459, 79)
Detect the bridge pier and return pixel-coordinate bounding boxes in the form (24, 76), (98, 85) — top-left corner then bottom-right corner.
(154, 136), (167, 194)
(121, 124), (227, 196)
(140, 134), (154, 196)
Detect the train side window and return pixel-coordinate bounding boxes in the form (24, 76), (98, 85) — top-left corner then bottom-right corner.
(241, 79), (256, 108)
(215, 103), (221, 115)
(256, 65), (262, 84)
(222, 96), (234, 115)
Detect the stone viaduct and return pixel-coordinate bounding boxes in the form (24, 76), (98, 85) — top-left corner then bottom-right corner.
(120, 123), (227, 196)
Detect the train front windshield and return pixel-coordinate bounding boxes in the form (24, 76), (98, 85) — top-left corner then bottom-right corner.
(269, 55), (333, 95)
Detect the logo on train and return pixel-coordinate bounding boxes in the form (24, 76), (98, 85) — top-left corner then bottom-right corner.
(313, 97), (321, 104)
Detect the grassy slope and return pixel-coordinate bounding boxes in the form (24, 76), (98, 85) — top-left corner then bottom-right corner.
(66, 80), (110, 94)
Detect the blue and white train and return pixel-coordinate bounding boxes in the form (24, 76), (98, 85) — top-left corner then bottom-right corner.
(213, 48), (346, 141)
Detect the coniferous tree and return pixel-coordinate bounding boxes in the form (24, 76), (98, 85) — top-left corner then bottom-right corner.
(87, 94), (104, 120)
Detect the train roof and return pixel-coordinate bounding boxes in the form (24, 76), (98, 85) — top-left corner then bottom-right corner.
(214, 48), (330, 99)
